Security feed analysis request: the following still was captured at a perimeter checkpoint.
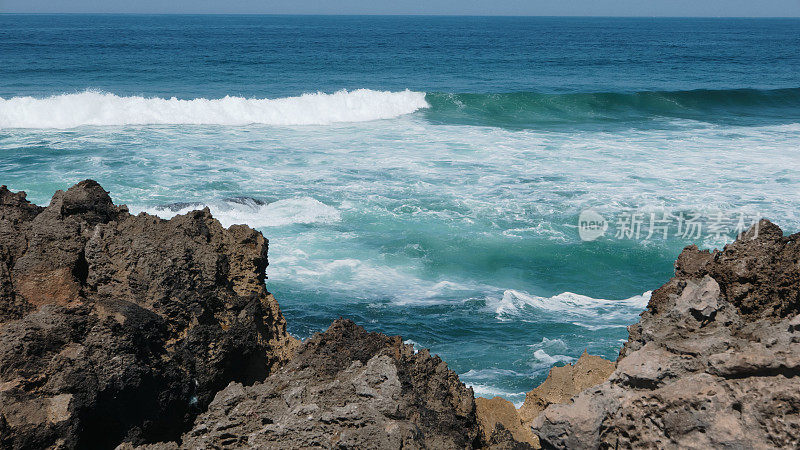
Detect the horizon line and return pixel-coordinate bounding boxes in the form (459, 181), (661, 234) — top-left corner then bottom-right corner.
(1, 13), (800, 18)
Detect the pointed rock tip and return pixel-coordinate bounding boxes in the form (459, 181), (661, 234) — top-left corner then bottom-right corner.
(63, 179), (112, 203)
(0, 185), (29, 205)
(325, 318), (361, 335)
(744, 218), (782, 240)
(50, 180), (120, 222)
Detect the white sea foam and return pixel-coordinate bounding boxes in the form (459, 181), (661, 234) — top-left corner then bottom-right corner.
(571, 322), (630, 331)
(461, 368), (529, 380)
(268, 251), (485, 304)
(138, 196), (341, 228)
(0, 89), (429, 129)
(493, 290), (651, 319)
(403, 339), (421, 354)
(528, 337), (568, 353)
(532, 349), (574, 366)
(466, 383), (527, 407)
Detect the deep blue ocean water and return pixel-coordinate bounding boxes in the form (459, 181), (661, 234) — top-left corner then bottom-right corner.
(2, 15), (799, 404)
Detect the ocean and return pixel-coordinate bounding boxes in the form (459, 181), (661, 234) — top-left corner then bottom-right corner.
(1, 14), (799, 405)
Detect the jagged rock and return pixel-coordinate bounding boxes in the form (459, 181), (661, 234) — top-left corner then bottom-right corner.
(484, 423), (539, 450)
(473, 352), (613, 450)
(168, 319), (480, 449)
(518, 351), (615, 430)
(0, 181), (295, 449)
(475, 397), (539, 449)
(533, 220), (800, 448)
(0, 185), (45, 322)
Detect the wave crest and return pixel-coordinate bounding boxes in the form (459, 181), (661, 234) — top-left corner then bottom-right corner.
(492, 289), (651, 328)
(140, 196), (341, 228)
(424, 87), (800, 127)
(0, 89), (429, 129)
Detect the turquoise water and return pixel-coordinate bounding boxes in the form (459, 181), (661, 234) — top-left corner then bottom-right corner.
(1, 15), (799, 404)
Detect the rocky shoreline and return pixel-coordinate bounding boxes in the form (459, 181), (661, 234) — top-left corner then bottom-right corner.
(1, 181), (798, 449)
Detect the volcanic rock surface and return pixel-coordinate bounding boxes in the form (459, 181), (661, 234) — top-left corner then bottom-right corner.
(518, 351), (615, 432)
(533, 220), (800, 448)
(162, 319), (481, 449)
(475, 396), (539, 449)
(474, 352), (615, 450)
(0, 181), (295, 449)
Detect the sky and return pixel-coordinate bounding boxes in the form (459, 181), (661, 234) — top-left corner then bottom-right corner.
(1, 0), (800, 16)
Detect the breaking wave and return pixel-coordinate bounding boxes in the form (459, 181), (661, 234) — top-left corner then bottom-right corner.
(139, 196), (341, 228)
(0, 89), (429, 129)
(493, 289), (651, 323)
(4, 87), (797, 129)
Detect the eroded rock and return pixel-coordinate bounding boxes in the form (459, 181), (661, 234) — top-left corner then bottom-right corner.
(0, 181), (295, 449)
(472, 351), (616, 450)
(533, 220), (800, 448)
(475, 397), (539, 449)
(171, 319), (480, 449)
(518, 351), (615, 429)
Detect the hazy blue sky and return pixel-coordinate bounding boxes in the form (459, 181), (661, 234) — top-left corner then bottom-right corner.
(2, 0), (800, 16)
